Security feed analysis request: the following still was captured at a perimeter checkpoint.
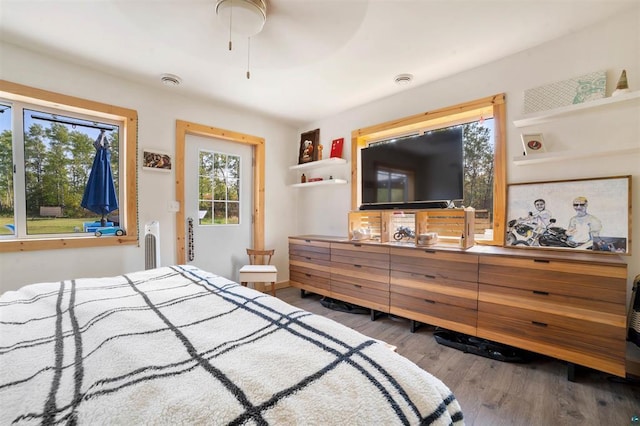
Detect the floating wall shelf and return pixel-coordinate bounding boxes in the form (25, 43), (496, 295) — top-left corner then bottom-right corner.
(290, 179), (348, 188)
(513, 90), (640, 127)
(289, 157), (347, 171)
(513, 146), (640, 165)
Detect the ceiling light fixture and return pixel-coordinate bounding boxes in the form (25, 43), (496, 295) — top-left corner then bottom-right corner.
(216, 0), (267, 79)
(394, 73), (414, 86)
(160, 73), (182, 86)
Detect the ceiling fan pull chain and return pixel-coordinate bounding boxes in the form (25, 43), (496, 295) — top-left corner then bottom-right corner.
(246, 36), (251, 79)
(228, 0), (233, 50)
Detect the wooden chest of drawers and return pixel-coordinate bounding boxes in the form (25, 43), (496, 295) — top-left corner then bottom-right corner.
(330, 242), (390, 312)
(477, 254), (627, 377)
(289, 237), (331, 297)
(288, 236), (629, 378)
(390, 247), (479, 335)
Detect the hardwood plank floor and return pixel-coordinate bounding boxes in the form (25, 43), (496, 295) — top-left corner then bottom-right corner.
(277, 287), (640, 426)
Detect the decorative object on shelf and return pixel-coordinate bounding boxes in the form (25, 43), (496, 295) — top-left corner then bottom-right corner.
(308, 177), (323, 182)
(506, 175), (631, 254)
(351, 228), (372, 241)
(300, 173), (306, 183)
(393, 225), (415, 241)
(318, 143), (323, 160)
(142, 149), (172, 171)
(330, 137), (344, 158)
(520, 133), (546, 155)
(523, 70), (606, 114)
(612, 69), (630, 97)
(417, 232), (438, 246)
(298, 128), (320, 164)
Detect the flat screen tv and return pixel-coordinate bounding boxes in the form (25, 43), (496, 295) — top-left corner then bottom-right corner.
(360, 126), (463, 210)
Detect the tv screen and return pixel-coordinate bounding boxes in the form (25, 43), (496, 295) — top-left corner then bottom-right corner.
(360, 126), (463, 210)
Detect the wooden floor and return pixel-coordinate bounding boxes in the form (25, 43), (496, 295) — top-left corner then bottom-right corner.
(277, 287), (640, 426)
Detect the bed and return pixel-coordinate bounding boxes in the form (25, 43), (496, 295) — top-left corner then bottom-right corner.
(0, 265), (463, 425)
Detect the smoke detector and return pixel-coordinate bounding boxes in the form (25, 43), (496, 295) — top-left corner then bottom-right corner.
(394, 73), (413, 86)
(160, 73), (182, 86)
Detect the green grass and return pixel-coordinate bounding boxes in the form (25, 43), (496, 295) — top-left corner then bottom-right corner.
(0, 216), (102, 235)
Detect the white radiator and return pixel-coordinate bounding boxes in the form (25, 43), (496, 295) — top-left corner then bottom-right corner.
(144, 221), (160, 270)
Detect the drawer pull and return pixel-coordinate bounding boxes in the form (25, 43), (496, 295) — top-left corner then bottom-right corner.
(424, 299), (436, 304)
(532, 290), (549, 296)
(354, 264), (362, 268)
(354, 284), (362, 289)
(424, 249), (436, 254)
(353, 244), (362, 247)
(305, 239), (311, 243)
(531, 321), (548, 327)
(533, 259), (550, 263)
(305, 273), (311, 277)
(305, 256), (311, 260)
(424, 274), (436, 279)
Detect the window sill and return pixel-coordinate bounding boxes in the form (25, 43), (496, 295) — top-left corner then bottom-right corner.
(0, 234), (138, 253)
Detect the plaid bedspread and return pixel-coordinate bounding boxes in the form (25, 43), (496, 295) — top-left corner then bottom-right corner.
(0, 265), (463, 425)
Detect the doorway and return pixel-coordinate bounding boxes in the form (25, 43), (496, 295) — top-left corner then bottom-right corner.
(175, 120), (265, 282)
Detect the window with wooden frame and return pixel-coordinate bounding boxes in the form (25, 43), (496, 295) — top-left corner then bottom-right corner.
(0, 80), (138, 252)
(350, 94), (506, 245)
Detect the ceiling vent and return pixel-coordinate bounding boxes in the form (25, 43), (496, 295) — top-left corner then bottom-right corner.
(160, 74), (182, 86)
(394, 73), (414, 86)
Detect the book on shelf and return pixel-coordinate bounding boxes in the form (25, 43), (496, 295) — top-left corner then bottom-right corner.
(330, 138), (344, 158)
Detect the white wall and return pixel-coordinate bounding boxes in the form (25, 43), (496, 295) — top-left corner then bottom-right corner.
(0, 42), (298, 292)
(297, 9), (640, 301)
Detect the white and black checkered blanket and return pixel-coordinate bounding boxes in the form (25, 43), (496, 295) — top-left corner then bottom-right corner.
(0, 265), (463, 425)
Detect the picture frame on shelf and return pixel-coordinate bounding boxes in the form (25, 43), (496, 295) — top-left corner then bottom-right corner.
(298, 129), (320, 164)
(521, 133), (546, 155)
(142, 149), (172, 171)
(505, 175), (631, 254)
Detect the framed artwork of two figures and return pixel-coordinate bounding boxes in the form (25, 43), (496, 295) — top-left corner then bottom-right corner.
(505, 175), (631, 254)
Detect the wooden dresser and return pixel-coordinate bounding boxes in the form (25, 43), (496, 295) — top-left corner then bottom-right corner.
(288, 236), (629, 378)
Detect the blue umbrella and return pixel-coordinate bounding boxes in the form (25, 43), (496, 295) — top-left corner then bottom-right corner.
(81, 130), (118, 226)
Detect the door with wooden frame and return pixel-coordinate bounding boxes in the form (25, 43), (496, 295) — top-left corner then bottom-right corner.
(175, 120), (265, 284)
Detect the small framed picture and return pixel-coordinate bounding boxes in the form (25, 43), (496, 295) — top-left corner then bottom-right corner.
(521, 133), (546, 155)
(142, 149), (172, 171)
(298, 129), (320, 164)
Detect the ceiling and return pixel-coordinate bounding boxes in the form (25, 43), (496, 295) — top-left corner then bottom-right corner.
(1, 0), (637, 126)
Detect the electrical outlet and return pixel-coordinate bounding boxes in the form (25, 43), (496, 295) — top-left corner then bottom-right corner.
(168, 201), (180, 212)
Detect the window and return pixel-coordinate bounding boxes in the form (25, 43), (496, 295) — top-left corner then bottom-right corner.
(198, 150), (240, 225)
(351, 94), (506, 245)
(376, 168), (412, 203)
(0, 80), (138, 251)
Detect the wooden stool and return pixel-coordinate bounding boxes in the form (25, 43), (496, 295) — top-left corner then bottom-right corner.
(239, 264), (278, 296)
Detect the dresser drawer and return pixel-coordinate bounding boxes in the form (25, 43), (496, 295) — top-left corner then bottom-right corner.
(289, 240), (331, 261)
(390, 292), (476, 335)
(289, 237), (331, 250)
(478, 284), (626, 341)
(477, 309), (625, 376)
(290, 268), (330, 296)
(331, 277), (389, 312)
(331, 242), (390, 269)
(390, 247), (478, 283)
(478, 256), (626, 304)
(331, 263), (389, 284)
(390, 272), (477, 309)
